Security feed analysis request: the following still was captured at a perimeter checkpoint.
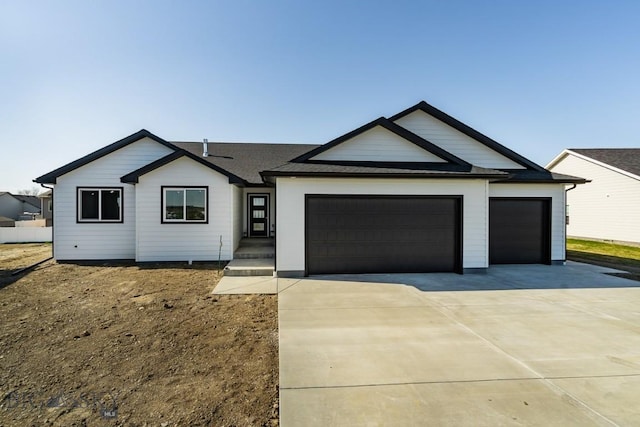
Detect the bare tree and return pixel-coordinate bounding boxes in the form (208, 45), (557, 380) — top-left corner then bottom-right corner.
(17, 186), (41, 196)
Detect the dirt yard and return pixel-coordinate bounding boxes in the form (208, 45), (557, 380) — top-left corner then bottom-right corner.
(0, 244), (278, 426)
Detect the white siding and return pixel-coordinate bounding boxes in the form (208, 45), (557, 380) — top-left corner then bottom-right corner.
(53, 137), (174, 260)
(394, 110), (525, 169)
(311, 127), (447, 162)
(276, 177), (489, 273)
(489, 183), (567, 261)
(135, 157), (234, 262)
(549, 154), (640, 243)
(232, 185), (243, 251)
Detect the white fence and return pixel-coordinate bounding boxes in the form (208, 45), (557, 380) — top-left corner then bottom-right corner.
(0, 227), (52, 243)
(15, 219), (47, 228)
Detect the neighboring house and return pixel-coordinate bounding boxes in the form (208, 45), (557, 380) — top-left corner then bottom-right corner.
(547, 148), (640, 244)
(0, 192), (41, 221)
(34, 101), (585, 276)
(39, 190), (53, 226)
(0, 216), (15, 227)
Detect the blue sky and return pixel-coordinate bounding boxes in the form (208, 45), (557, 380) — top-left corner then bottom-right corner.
(2, 0), (639, 193)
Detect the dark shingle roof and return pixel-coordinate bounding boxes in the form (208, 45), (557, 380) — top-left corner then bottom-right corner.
(172, 142), (320, 185)
(570, 148), (640, 177)
(261, 162), (508, 181)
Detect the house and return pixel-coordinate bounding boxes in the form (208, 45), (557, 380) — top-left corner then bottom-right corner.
(547, 148), (640, 244)
(34, 101), (585, 276)
(39, 190), (53, 226)
(0, 192), (41, 221)
(0, 216), (15, 227)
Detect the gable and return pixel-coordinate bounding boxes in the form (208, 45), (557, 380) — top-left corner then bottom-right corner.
(135, 155), (232, 185)
(310, 126), (448, 162)
(548, 151), (640, 182)
(393, 110), (526, 169)
(34, 129), (177, 184)
(57, 137), (175, 184)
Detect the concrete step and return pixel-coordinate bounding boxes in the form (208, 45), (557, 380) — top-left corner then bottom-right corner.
(223, 258), (275, 277)
(234, 252), (275, 260)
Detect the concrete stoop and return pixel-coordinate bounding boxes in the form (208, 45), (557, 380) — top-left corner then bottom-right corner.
(224, 238), (275, 276)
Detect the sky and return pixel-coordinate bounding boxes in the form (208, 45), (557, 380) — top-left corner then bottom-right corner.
(2, 0), (639, 193)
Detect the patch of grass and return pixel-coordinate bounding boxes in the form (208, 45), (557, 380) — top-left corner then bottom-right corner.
(567, 238), (640, 261)
(567, 239), (640, 277)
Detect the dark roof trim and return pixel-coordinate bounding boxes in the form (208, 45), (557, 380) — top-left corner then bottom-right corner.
(34, 129), (178, 184)
(121, 150), (246, 185)
(261, 170), (505, 181)
(301, 160), (474, 172)
(493, 169), (589, 184)
(290, 117), (471, 166)
(389, 101), (546, 171)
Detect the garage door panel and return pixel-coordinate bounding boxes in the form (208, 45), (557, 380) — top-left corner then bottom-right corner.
(306, 196), (461, 275)
(490, 198), (550, 265)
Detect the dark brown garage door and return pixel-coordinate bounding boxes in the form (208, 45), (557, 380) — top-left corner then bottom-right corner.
(489, 198), (551, 264)
(306, 195), (461, 275)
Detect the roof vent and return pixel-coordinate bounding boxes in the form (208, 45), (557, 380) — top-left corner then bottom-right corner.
(203, 139), (208, 157)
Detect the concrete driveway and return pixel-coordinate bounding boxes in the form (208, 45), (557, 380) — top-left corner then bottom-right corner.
(278, 263), (640, 426)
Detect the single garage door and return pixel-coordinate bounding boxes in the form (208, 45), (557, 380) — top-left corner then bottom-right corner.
(489, 198), (551, 264)
(306, 195), (461, 275)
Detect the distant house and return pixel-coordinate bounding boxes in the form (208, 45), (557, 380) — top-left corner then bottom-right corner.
(0, 216), (15, 227)
(0, 192), (41, 221)
(547, 148), (640, 244)
(35, 101), (585, 275)
(39, 190), (53, 226)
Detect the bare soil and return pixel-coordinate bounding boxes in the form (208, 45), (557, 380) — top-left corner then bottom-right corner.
(0, 244), (278, 426)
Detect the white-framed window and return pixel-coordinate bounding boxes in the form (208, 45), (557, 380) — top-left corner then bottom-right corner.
(162, 187), (208, 223)
(77, 187), (123, 223)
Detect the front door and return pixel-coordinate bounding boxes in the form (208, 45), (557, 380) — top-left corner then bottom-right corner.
(249, 194), (269, 237)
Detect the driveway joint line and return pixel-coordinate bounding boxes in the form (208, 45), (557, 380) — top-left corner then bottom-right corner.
(281, 371), (640, 391)
(277, 278), (303, 294)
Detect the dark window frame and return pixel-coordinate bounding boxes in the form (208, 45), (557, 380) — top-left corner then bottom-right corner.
(76, 187), (124, 223)
(161, 186), (209, 224)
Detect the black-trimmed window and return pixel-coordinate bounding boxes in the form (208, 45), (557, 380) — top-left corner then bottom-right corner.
(162, 187), (207, 223)
(77, 188), (122, 222)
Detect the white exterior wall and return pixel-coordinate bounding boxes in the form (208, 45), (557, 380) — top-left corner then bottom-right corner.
(276, 177), (489, 273)
(53, 138), (173, 260)
(135, 157), (234, 262)
(312, 127), (446, 162)
(549, 154), (640, 243)
(242, 188), (276, 237)
(394, 110), (525, 169)
(489, 183), (566, 261)
(232, 185), (243, 251)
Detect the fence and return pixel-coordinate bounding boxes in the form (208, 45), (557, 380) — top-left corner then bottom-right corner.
(0, 227), (52, 243)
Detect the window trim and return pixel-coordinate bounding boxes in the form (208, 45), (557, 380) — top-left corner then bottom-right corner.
(76, 187), (124, 223)
(161, 186), (209, 224)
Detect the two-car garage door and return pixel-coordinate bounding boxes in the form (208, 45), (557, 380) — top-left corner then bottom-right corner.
(306, 196), (462, 275)
(304, 195), (552, 275)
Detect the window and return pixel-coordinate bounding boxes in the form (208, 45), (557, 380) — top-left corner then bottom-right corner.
(77, 188), (122, 222)
(162, 187), (207, 223)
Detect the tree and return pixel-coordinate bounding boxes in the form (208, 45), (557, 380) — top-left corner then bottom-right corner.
(17, 187), (41, 196)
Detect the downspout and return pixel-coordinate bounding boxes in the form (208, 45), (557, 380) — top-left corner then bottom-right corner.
(38, 183), (54, 259)
(563, 184), (577, 263)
